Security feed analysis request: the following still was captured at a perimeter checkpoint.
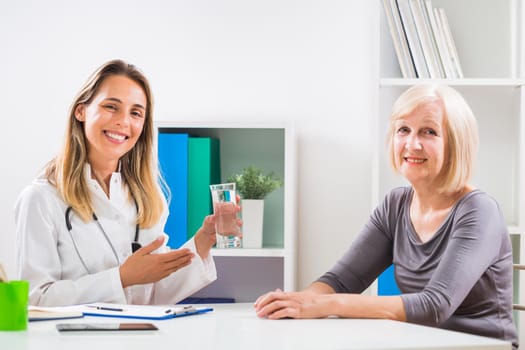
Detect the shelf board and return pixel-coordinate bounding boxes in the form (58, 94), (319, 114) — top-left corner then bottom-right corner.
(509, 227), (525, 235)
(211, 247), (285, 257)
(155, 121), (289, 130)
(380, 78), (525, 87)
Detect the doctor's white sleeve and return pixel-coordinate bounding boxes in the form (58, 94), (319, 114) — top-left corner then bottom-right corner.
(15, 184), (127, 306)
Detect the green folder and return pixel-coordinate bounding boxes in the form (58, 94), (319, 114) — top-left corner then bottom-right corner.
(187, 137), (220, 239)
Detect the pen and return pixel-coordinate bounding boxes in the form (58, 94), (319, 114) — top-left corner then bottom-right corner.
(86, 305), (124, 312)
(174, 306), (197, 315)
(0, 263), (7, 282)
(164, 305), (196, 315)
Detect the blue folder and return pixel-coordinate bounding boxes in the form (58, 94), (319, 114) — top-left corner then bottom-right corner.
(158, 132), (189, 248)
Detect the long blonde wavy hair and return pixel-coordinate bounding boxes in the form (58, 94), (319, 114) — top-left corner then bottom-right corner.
(45, 59), (166, 228)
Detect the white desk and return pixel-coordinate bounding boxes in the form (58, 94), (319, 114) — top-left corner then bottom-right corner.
(0, 303), (512, 350)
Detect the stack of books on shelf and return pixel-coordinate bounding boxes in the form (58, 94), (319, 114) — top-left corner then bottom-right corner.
(382, 0), (463, 79)
(158, 132), (220, 248)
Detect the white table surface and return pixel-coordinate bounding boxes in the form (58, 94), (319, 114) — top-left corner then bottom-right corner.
(0, 303), (512, 350)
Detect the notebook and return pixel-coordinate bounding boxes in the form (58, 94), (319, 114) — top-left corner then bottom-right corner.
(29, 305), (84, 321)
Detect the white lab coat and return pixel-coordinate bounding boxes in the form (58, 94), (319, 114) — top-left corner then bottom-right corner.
(15, 165), (216, 306)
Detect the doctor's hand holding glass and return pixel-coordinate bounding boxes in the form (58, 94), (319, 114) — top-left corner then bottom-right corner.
(15, 59), (241, 306)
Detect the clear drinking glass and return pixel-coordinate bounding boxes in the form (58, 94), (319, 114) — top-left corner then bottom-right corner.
(210, 183), (241, 248)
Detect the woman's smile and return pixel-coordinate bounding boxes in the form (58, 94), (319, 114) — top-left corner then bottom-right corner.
(104, 130), (129, 143)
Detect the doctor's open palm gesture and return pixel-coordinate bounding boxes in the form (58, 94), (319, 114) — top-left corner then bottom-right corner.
(119, 236), (194, 288)
(118, 207), (238, 288)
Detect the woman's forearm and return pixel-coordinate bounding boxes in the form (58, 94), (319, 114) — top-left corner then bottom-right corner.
(325, 293), (407, 321)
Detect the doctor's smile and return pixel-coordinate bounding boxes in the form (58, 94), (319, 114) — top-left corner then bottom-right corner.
(104, 130), (129, 143)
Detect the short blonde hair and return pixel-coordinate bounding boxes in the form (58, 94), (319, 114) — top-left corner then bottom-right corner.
(46, 59), (166, 227)
(386, 85), (479, 193)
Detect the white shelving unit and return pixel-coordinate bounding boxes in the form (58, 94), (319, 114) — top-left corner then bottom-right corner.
(378, 0), (525, 340)
(154, 122), (297, 302)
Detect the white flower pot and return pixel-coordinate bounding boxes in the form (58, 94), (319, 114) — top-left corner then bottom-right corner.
(241, 199), (264, 248)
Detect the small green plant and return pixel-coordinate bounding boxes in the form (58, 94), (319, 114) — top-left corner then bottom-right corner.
(227, 166), (283, 199)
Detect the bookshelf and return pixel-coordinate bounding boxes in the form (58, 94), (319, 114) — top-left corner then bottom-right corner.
(378, 0), (525, 339)
(155, 122), (296, 302)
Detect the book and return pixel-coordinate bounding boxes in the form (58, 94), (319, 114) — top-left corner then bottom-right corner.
(187, 137), (221, 240)
(81, 303), (213, 320)
(382, 0), (416, 78)
(396, 0), (430, 78)
(432, 7), (456, 78)
(409, 0), (443, 78)
(423, 0), (453, 78)
(158, 132), (189, 249)
(28, 305), (84, 322)
(436, 7), (464, 78)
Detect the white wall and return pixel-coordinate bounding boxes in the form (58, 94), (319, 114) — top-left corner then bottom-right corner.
(0, 0), (378, 290)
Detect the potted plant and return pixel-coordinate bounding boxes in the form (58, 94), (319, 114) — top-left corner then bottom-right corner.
(227, 166), (282, 248)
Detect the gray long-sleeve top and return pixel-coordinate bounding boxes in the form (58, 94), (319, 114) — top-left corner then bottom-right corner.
(318, 187), (518, 349)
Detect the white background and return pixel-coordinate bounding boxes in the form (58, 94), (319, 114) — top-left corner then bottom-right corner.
(0, 0), (378, 290)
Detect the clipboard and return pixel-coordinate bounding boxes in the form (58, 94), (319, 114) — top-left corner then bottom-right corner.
(82, 303), (213, 320)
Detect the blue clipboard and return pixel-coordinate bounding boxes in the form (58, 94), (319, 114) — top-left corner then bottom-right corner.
(82, 303), (213, 320)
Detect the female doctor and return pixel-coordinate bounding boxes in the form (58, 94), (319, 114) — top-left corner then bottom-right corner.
(15, 59), (239, 306)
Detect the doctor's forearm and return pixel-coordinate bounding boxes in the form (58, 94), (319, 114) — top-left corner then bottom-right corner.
(194, 218), (216, 259)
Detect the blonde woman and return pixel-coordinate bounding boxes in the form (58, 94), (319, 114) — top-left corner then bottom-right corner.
(255, 85), (517, 349)
(15, 59), (238, 306)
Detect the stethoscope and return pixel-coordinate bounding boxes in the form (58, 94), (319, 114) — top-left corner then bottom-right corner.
(65, 203), (141, 275)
